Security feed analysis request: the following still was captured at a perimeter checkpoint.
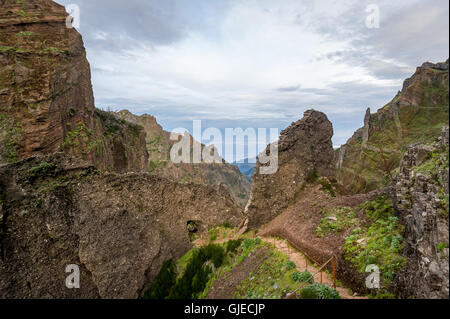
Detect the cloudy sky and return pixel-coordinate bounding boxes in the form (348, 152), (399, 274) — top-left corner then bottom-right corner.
(56, 0), (449, 161)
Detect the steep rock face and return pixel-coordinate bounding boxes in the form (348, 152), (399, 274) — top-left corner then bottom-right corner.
(0, 0), (148, 172)
(337, 60), (449, 193)
(393, 127), (449, 299)
(362, 108), (371, 148)
(90, 109), (149, 173)
(115, 110), (251, 208)
(0, 0), (94, 162)
(246, 110), (335, 228)
(0, 154), (243, 298)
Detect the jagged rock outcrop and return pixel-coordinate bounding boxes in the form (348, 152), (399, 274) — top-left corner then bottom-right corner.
(0, 0), (148, 172)
(335, 145), (346, 170)
(115, 110), (251, 208)
(0, 153), (243, 298)
(246, 110), (335, 228)
(393, 127), (449, 299)
(362, 108), (371, 148)
(337, 59), (449, 193)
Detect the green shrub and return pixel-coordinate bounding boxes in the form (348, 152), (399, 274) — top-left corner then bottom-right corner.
(291, 271), (314, 284)
(203, 244), (225, 268)
(437, 242), (449, 252)
(226, 239), (243, 253)
(142, 260), (176, 299)
(318, 178), (336, 197)
(168, 244), (225, 299)
(242, 238), (261, 250)
(222, 222), (232, 228)
(299, 283), (340, 299)
(285, 260), (296, 271)
(208, 228), (217, 241)
(311, 283), (341, 299)
(299, 285), (319, 299)
(344, 196), (405, 286)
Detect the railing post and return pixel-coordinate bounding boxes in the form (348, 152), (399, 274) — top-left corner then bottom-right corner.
(332, 257), (336, 290)
(320, 271), (323, 284)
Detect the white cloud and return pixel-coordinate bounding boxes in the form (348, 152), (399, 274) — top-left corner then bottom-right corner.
(57, 0), (449, 149)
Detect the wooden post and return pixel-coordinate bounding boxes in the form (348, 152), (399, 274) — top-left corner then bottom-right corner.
(332, 258), (336, 290)
(305, 258), (308, 271)
(320, 271), (323, 284)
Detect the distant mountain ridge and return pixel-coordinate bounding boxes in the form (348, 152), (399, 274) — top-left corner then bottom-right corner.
(232, 157), (257, 181)
(115, 110), (251, 208)
(336, 59), (449, 193)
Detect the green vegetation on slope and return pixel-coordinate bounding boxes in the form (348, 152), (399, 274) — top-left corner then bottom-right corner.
(316, 206), (359, 238)
(315, 196), (406, 290)
(143, 243), (226, 299)
(143, 231), (341, 300)
(0, 113), (24, 163)
(343, 197), (405, 286)
(337, 65), (449, 193)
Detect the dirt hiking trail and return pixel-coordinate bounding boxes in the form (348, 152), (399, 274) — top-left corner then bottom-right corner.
(194, 233), (367, 299)
(259, 237), (367, 299)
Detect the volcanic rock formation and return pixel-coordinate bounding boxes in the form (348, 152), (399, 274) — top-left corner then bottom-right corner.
(0, 153), (243, 298)
(246, 110), (335, 228)
(115, 110), (251, 208)
(337, 60), (449, 193)
(0, 0), (148, 172)
(393, 127), (449, 299)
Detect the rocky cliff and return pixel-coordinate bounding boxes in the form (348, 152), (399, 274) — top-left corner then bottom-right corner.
(246, 110), (335, 228)
(0, 0), (148, 173)
(115, 110), (251, 208)
(0, 0), (245, 299)
(393, 127), (449, 299)
(337, 60), (449, 193)
(0, 153), (243, 298)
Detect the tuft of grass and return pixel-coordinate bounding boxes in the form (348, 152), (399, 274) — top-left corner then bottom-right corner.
(27, 162), (57, 179)
(316, 206), (359, 238)
(16, 31), (39, 37)
(437, 242), (449, 252)
(61, 124), (93, 150)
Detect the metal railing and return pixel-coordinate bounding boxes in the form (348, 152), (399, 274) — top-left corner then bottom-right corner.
(272, 238), (338, 298)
